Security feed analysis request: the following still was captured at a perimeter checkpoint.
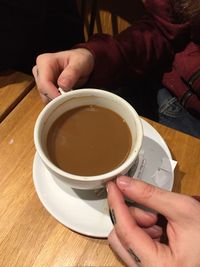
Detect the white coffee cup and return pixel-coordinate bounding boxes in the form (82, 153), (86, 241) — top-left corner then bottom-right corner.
(34, 88), (143, 189)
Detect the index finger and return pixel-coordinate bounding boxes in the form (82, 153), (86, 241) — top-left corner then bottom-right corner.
(33, 59), (61, 100)
(116, 176), (199, 222)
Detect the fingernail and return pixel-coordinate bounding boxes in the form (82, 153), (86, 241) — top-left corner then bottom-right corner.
(152, 225), (162, 233)
(59, 77), (71, 88)
(59, 76), (66, 83)
(146, 210), (157, 218)
(106, 181), (112, 193)
(117, 176), (132, 188)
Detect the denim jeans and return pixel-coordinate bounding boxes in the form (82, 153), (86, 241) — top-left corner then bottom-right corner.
(157, 88), (200, 138)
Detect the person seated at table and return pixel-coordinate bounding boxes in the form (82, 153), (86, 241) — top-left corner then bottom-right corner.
(106, 176), (200, 267)
(32, 0), (200, 138)
(0, 0), (84, 74)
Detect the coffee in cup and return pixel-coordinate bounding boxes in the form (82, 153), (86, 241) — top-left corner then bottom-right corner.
(34, 88), (143, 189)
(46, 104), (132, 176)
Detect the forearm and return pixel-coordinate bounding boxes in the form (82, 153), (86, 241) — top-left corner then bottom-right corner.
(75, 4), (190, 88)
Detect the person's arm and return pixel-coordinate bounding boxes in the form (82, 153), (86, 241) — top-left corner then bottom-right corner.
(33, 0), (191, 102)
(76, 0), (190, 89)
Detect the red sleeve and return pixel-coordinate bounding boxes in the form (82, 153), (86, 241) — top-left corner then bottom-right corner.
(75, 0), (190, 89)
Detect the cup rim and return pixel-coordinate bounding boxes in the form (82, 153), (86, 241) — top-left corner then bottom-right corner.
(34, 88), (143, 181)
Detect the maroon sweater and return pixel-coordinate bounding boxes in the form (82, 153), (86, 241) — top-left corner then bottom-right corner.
(76, 0), (200, 117)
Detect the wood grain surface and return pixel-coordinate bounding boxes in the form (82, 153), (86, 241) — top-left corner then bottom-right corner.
(0, 70), (35, 122)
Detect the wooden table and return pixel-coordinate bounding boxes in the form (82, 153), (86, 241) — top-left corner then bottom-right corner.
(0, 87), (200, 267)
(0, 70), (35, 122)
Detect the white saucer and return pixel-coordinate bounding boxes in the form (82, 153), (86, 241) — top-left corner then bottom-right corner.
(32, 119), (174, 238)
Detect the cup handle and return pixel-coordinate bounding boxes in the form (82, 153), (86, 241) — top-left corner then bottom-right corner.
(58, 87), (66, 95)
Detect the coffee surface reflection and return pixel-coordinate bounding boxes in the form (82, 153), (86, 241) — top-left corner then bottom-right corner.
(47, 105), (132, 176)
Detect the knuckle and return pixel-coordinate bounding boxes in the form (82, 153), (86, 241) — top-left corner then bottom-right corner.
(67, 65), (80, 76)
(180, 196), (200, 216)
(36, 80), (46, 94)
(36, 53), (52, 64)
(139, 182), (159, 201)
(35, 54), (44, 64)
(32, 66), (37, 76)
(107, 229), (115, 245)
(38, 84), (47, 95)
